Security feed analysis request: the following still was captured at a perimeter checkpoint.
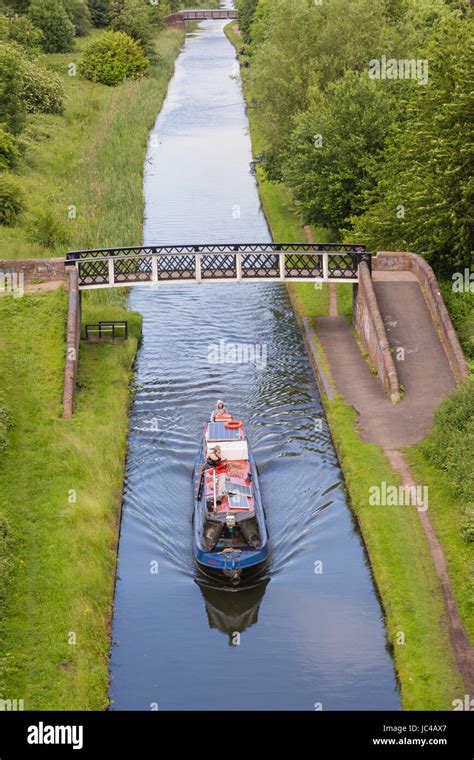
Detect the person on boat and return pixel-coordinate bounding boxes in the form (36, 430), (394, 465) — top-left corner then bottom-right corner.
(210, 400), (228, 422)
(206, 446), (223, 468)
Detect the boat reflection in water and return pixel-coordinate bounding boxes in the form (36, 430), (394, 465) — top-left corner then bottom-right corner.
(197, 579), (269, 645)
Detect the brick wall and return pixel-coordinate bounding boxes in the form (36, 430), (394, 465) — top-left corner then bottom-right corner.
(63, 267), (81, 419)
(0, 258), (66, 285)
(353, 261), (401, 403)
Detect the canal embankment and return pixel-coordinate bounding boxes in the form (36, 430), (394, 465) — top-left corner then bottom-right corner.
(0, 27), (183, 709)
(225, 21), (472, 709)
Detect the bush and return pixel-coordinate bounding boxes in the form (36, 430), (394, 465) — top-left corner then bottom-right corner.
(0, 42), (26, 134)
(25, 207), (70, 249)
(421, 379), (474, 506)
(22, 59), (64, 114)
(79, 30), (149, 86)
(28, 0), (75, 53)
(111, 0), (155, 60)
(63, 0), (92, 37)
(6, 12), (44, 51)
(0, 172), (26, 225)
(440, 280), (474, 361)
(88, 0), (110, 27)
(0, 126), (19, 170)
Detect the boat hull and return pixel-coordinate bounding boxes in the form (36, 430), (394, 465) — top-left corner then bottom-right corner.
(193, 432), (269, 587)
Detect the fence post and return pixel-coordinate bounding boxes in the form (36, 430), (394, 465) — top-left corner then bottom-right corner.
(236, 252), (242, 282)
(322, 252), (329, 281)
(279, 251), (285, 281)
(108, 258), (114, 286)
(151, 255), (158, 284)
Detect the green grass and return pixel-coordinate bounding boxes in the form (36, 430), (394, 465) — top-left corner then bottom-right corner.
(0, 291), (142, 709)
(324, 396), (463, 709)
(0, 25), (183, 709)
(0, 28), (184, 265)
(225, 21), (466, 710)
(407, 447), (474, 649)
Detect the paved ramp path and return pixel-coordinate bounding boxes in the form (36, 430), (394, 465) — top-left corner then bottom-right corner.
(312, 271), (474, 693)
(317, 272), (455, 448)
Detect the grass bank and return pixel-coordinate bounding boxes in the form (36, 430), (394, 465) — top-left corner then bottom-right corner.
(0, 26), (184, 709)
(0, 28), (183, 266)
(225, 22), (464, 709)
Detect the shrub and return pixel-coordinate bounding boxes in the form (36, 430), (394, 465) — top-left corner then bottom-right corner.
(0, 42), (26, 134)
(22, 59), (64, 114)
(0, 126), (19, 170)
(111, 0), (155, 60)
(0, 172), (26, 225)
(421, 379), (474, 506)
(25, 207), (70, 249)
(28, 0), (75, 54)
(6, 12), (44, 51)
(79, 30), (149, 86)
(63, 0), (92, 37)
(88, 0), (110, 27)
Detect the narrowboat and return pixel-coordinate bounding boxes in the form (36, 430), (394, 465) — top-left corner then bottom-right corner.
(192, 415), (269, 587)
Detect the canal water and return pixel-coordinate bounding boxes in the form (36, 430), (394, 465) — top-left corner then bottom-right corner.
(109, 12), (400, 710)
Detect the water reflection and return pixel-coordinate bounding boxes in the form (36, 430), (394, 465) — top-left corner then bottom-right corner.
(198, 580), (269, 644)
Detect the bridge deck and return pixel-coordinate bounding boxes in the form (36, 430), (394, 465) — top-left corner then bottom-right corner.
(65, 243), (369, 290)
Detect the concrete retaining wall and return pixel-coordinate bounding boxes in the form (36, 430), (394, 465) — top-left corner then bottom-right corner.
(374, 252), (469, 383)
(63, 267), (81, 419)
(353, 261), (401, 403)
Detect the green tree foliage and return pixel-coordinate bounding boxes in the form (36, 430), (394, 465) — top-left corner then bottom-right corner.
(28, 0), (75, 53)
(249, 0), (389, 174)
(22, 58), (64, 113)
(63, 0), (92, 37)
(0, 42), (26, 133)
(25, 206), (70, 248)
(111, 0), (155, 61)
(0, 172), (26, 225)
(350, 15), (474, 271)
(283, 72), (397, 231)
(0, 126), (19, 170)
(421, 378), (474, 519)
(3, 12), (44, 51)
(88, 0), (110, 27)
(1, 0), (31, 12)
(79, 30), (149, 86)
(236, 0), (258, 44)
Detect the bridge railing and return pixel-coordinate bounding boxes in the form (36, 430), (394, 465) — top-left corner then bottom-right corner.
(65, 243), (369, 289)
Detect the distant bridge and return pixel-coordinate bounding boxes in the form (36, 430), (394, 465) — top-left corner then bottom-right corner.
(64, 243), (370, 290)
(165, 8), (237, 28)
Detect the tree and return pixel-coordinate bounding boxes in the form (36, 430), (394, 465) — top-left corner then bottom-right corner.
(88, 0), (109, 27)
(63, 0), (92, 37)
(5, 12), (44, 51)
(349, 15), (474, 271)
(249, 0), (389, 176)
(79, 30), (149, 85)
(28, 0), (75, 53)
(0, 42), (26, 134)
(283, 72), (398, 232)
(111, 0), (154, 60)
(236, 0), (258, 44)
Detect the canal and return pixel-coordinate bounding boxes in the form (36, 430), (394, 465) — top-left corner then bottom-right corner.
(109, 10), (400, 711)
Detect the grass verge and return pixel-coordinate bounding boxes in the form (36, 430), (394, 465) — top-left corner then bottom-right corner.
(0, 25), (183, 709)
